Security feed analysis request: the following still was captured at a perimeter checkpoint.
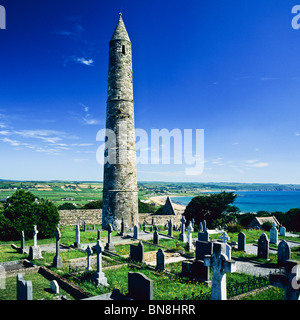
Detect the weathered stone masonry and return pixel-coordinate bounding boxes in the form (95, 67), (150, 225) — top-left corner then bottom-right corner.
(102, 14), (138, 231)
(58, 209), (182, 227)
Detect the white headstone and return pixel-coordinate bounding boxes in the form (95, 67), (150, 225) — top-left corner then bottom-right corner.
(270, 222), (278, 245)
(280, 226), (286, 237)
(186, 221), (194, 252)
(50, 280), (59, 294)
(204, 243), (236, 300)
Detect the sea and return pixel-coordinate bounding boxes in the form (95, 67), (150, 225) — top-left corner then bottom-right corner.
(171, 191), (300, 213)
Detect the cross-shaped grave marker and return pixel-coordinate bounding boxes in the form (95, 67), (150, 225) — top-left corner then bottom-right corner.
(220, 231), (230, 243)
(52, 227), (63, 268)
(93, 240), (109, 286)
(269, 260), (300, 300)
(204, 242), (236, 300)
(186, 221), (195, 252)
(179, 216), (187, 243)
(105, 223), (115, 251)
(85, 245), (93, 271)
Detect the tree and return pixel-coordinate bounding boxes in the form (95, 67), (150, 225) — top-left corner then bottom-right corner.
(82, 199), (103, 209)
(138, 199), (157, 213)
(58, 202), (77, 210)
(183, 191), (239, 228)
(0, 190), (60, 240)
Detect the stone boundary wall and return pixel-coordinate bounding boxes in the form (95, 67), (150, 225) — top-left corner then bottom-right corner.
(38, 266), (92, 300)
(59, 209), (102, 226)
(59, 209), (183, 227)
(138, 213), (183, 228)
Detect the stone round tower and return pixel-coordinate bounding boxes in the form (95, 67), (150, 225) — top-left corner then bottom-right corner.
(102, 14), (138, 231)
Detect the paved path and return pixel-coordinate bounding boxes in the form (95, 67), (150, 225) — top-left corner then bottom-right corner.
(234, 260), (279, 277)
(31, 231), (299, 279)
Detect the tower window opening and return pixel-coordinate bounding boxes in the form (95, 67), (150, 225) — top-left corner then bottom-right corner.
(122, 45), (126, 55)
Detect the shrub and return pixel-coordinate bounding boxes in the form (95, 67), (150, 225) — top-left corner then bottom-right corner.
(262, 222), (272, 231)
(82, 199), (102, 209)
(227, 223), (243, 233)
(58, 202), (77, 210)
(0, 190), (60, 240)
(138, 199), (156, 213)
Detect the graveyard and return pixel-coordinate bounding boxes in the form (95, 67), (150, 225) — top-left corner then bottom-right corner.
(0, 219), (299, 301)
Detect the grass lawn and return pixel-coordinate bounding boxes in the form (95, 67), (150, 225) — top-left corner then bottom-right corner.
(241, 287), (284, 300)
(65, 264), (212, 300)
(0, 272), (75, 300)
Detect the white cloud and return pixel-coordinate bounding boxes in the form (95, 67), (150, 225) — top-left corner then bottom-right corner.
(244, 159), (259, 164)
(260, 77), (277, 81)
(76, 57), (94, 66)
(1, 138), (26, 147)
(73, 158), (89, 162)
(251, 162), (270, 168)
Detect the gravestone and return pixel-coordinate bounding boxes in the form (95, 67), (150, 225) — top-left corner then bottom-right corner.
(270, 222), (278, 245)
(179, 216), (187, 242)
(198, 230), (209, 242)
(220, 232), (230, 243)
(28, 225), (43, 260)
(130, 241), (144, 263)
(198, 222), (203, 232)
(202, 220), (207, 232)
(257, 233), (269, 259)
(153, 230), (159, 245)
(20, 231), (26, 254)
(0, 265), (5, 290)
(52, 227), (63, 268)
(93, 240), (109, 286)
(168, 219), (173, 237)
(194, 240), (213, 282)
(133, 225), (139, 239)
(238, 232), (246, 251)
(196, 240), (213, 261)
(105, 224), (115, 251)
(186, 221), (194, 252)
(204, 242), (236, 300)
(16, 273), (32, 300)
(128, 272), (153, 300)
(50, 280), (59, 294)
(156, 248), (165, 271)
(280, 226), (286, 237)
(86, 245), (93, 271)
(277, 240), (291, 266)
(74, 222), (81, 248)
(225, 243), (231, 260)
(269, 260), (300, 300)
(120, 218), (125, 236)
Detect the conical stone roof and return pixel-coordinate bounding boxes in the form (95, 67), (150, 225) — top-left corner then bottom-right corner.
(110, 13), (130, 42)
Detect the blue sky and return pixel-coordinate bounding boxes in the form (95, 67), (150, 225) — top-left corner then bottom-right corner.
(0, 0), (300, 183)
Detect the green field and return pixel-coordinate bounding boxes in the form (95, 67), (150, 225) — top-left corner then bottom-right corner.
(0, 181), (103, 207)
